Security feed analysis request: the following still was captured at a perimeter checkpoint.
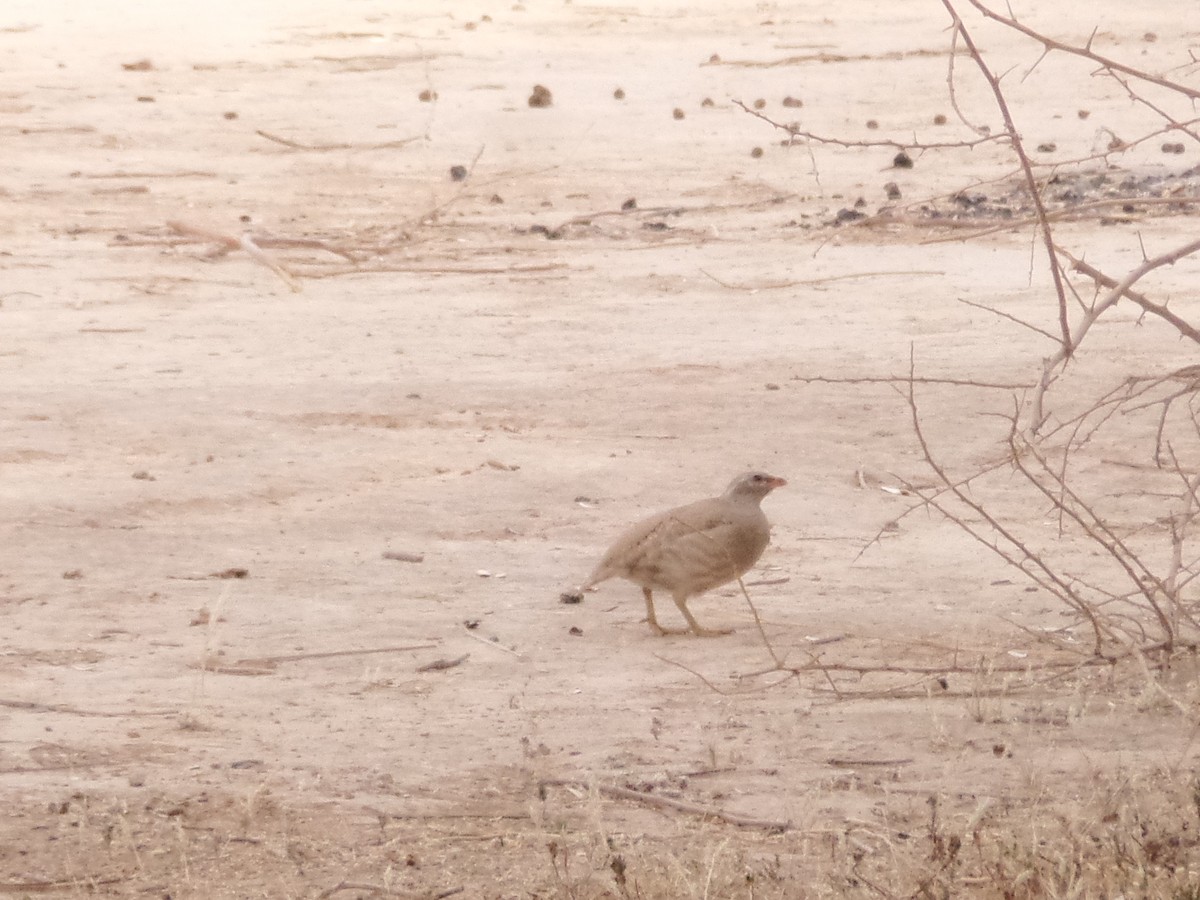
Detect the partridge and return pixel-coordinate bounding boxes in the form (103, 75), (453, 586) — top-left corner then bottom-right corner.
(572, 471), (786, 636)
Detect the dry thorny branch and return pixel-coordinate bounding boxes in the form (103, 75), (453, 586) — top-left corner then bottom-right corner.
(731, 3), (1200, 690)
(741, 2), (1200, 437)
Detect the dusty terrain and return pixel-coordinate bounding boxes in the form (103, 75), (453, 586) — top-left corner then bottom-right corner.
(3, 1), (1200, 897)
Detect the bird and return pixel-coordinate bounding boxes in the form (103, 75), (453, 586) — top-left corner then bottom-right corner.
(568, 471), (786, 636)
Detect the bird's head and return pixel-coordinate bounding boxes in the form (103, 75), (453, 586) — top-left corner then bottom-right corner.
(725, 471), (787, 501)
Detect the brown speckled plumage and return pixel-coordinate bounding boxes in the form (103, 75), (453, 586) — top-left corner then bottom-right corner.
(579, 471), (786, 636)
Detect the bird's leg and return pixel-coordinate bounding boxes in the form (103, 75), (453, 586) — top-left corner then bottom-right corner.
(643, 588), (687, 635)
(672, 592), (734, 637)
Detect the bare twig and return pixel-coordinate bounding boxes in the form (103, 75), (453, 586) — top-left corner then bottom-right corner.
(166, 220), (305, 292)
(738, 577), (781, 667)
(965, 0), (1200, 101)
(1030, 236), (1200, 433)
(0, 698), (177, 718)
(461, 627), (525, 658)
(733, 99), (1002, 151)
(540, 779), (789, 831)
(941, 0), (1072, 354)
(235, 644), (438, 668)
(1057, 247), (1200, 346)
(700, 268), (945, 291)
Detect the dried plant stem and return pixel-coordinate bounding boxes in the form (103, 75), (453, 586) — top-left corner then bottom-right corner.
(539, 779), (789, 831)
(1029, 236), (1200, 433)
(965, 0), (1200, 101)
(941, 0), (1071, 354)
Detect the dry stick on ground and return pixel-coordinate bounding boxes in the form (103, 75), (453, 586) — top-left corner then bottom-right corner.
(793, 373), (1033, 391)
(737, 656), (1103, 680)
(539, 779), (789, 832)
(0, 877), (128, 893)
(0, 698), (177, 717)
(731, 99), (1003, 152)
(166, 220), (303, 292)
(654, 654), (750, 696)
(461, 626), (525, 658)
(552, 192), (797, 233)
(699, 268), (945, 291)
(236, 643), (439, 668)
(316, 882), (463, 900)
(255, 129), (421, 152)
(879, 196), (1193, 243)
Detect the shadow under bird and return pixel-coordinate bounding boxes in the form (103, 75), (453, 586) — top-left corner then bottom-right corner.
(566, 471), (787, 636)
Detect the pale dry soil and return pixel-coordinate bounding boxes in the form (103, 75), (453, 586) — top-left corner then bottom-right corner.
(3, 2), (1200, 897)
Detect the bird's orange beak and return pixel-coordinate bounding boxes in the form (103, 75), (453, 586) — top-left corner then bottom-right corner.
(768, 476), (788, 489)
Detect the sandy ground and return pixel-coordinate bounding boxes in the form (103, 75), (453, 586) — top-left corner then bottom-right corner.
(3, 1), (1200, 897)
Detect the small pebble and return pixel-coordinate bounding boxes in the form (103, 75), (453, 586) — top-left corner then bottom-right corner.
(528, 84), (552, 107)
(613, 87), (625, 100)
(884, 181), (901, 200)
(933, 113), (947, 125)
(449, 164), (468, 181)
(418, 89), (437, 102)
(750, 146), (763, 158)
(892, 151), (913, 169)
(753, 98), (766, 109)
(866, 119), (878, 130)
(782, 96), (803, 108)
(700, 98), (714, 108)
(673, 107), (685, 119)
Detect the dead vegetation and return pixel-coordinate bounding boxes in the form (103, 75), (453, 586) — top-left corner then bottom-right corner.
(7, 2), (1200, 898)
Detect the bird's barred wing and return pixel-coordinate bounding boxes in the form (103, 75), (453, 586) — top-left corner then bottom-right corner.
(610, 511), (759, 592)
